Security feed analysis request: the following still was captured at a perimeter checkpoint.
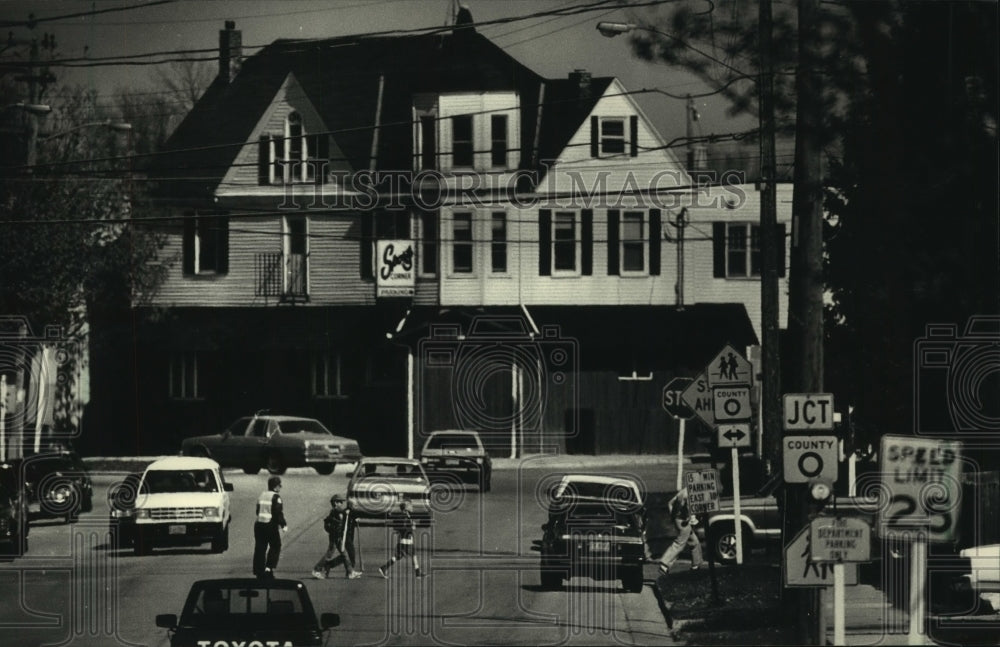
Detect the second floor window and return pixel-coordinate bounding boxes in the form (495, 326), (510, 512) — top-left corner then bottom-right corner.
(452, 115), (474, 168)
(553, 212), (577, 272)
(284, 216), (309, 297)
(452, 212), (473, 273)
(727, 223), (760, 277)
(183, 213), (229, 276)
(621, 211), (646, 273)
(169, 352), (200, 400)
(418, 211), (438, 276)
(491, 212), (507, 273)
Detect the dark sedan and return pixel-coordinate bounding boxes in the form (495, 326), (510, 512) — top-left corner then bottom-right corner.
(22, 449), (93, 523)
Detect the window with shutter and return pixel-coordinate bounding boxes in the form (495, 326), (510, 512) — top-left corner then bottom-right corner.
(183, 212), (230, 276)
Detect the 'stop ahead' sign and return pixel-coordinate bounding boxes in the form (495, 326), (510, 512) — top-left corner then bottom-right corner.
(706, 344), (753, 388)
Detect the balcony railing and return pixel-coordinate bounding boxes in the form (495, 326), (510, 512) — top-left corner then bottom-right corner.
(255, 252), (308, 303)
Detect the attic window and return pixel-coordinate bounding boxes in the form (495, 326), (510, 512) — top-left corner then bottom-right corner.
(600, 118), (625, 155)
(258, 112), (329, 185)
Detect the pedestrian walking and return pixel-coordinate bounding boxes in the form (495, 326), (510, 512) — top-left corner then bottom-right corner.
(378, 500), (424, 579)
(658, 487), (705, 574)
(312, 494), (361, 580)
(253, 476), (287, 579)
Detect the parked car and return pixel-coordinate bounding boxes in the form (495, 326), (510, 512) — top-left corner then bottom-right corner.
(704, 473), (878, 563)
(155, 578), (340, 647)
(132, 456), (233, 556)
(0, 461), (29, 556)
(346, 457), (432, 524)
(22, 448), (93, 523)
(107, 472), (143, 549)
(960, 544), (1000, 595)
(538, 475), (647, 593)
(419, 430), (492, 492)
(182, 414), (362, 475)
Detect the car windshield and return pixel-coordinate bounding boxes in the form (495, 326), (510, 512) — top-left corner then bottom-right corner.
(424, 434), (480, 451)
(276, 420), (331, 435)
(143, 469), (218, 494)
(181, 584), (309, 628)
(359, 462), (425, 480)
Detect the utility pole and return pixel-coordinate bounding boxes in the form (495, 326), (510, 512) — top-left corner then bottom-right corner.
(758, 0), (782, 476)
(788, 0), (826, 644)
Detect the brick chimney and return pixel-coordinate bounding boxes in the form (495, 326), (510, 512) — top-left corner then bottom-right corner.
(568, 69), (592, 101)
(219, 20), (242, 84)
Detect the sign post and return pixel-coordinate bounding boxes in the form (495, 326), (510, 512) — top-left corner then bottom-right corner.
(877, 435), (962, 646)
(663, 377), (694, 490)
(810, 515), (872, 645)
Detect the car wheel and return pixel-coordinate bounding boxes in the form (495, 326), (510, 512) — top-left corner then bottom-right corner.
(540, 567), (564, 591)
(265, 453), (286, 475)
(314, 464), (335, 476)
(710, 523), (748, 564)
(242, 465), (261, 475)
(621, 565), (644, 593)
(211, 525), (229, 553)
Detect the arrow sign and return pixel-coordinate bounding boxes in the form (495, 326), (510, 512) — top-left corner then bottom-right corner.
(717, 423), (751, 448)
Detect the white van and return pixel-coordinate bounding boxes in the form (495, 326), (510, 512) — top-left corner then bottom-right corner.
(133, 456), (233, 556)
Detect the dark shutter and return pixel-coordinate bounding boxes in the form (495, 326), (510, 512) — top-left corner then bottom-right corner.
(360, 215), (373, 279)
(182, 215), (195, 275)
(776, 223), (786, 277)
(649, 209), (661, 275)
(539, 209), (552, 276)
(313, 134), (329, 185)
(581, 209), (593, 276)
(216, 215), (229, 274)
(607, 209), (620, 275)
(713, 222), (727, 278)
(629, 115), (638, 157)
(273, 136), (285, 183)
(395, 211), (410, 237)
(257, 135), (270, 185)
(590, 116), (599, 157)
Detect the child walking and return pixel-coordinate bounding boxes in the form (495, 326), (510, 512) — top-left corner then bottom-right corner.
(312, 494), (361, 579)
(378, 500), (425, 578)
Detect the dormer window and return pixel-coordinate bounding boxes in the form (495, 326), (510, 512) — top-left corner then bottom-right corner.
(257, 111), (329, 185)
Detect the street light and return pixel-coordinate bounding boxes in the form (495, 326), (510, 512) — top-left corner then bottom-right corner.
(38, 120), (133, 142)
(1, 102), (52, 116)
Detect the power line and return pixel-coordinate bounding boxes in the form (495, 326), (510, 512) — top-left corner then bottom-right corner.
(0, 0), (177, 28)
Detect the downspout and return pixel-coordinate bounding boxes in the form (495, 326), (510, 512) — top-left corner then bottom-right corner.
(530, 82), (545, 171)
(369, 73), (385, 171)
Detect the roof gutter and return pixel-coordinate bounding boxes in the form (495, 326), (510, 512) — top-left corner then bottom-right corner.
(369, 73), (385, 171)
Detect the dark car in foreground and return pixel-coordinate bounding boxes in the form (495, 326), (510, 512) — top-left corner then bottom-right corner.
(419, 430), (492, 492)
(22, 449), (93, 523)
(155, 578), (340, 647)
(538, 475), (647, 593)
(0, 462), (29, 556)
(182, 414), (362, 475)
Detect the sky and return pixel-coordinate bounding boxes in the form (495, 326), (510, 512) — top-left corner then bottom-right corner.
(0, 0), (760, 156)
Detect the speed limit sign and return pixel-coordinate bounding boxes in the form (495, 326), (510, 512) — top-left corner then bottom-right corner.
(878, 435), (962, 542)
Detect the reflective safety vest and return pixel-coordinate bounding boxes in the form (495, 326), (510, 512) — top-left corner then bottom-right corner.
(257, 490), (275, 523)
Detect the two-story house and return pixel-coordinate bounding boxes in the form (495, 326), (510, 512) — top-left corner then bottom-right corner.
(120, 12), (790, 458)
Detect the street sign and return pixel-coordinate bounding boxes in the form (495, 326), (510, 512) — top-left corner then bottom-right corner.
(784, 526), (859, 587)
(877, 435), (962, 542)
(680, 372), (714, 427)
(810, 517), (872, 563)
(662, 377), (694, 419)
(713, 386), (751, 422)
(717, 423), (751, 448)
(783, 435), (838, 484)
(706, 343), (753, 388)
(684, 468), (720, 514)
(783, 393), (835, 431)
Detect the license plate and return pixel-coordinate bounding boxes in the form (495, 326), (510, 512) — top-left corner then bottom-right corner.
(589, 541), (610, 552)
(445, 459), (459, 466)
(168, 524), (186, 535)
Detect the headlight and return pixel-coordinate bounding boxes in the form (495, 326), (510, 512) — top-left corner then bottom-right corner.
(202, 507), (220, 519)
(135, 509), (150, 519)
(475, 458), (483, 464)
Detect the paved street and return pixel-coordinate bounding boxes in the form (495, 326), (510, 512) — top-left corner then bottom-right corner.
(0, 462), (681, 647)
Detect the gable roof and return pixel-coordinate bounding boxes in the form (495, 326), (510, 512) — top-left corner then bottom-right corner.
(151, 29), (544, 200)
(536, 76), (614, 163)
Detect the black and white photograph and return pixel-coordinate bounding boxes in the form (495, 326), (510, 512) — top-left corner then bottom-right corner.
(0, 1), (997, 645)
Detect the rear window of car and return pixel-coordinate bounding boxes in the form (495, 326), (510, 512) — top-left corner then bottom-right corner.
(424, 434), (480, 451)
(143, 469), (219, 494)
(359, 462), (425, 480)
(561, 502), (639, 526)
(276, 419), (331, 435)
(558, 481), (641, 504)
(181, 585), (308, 627)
